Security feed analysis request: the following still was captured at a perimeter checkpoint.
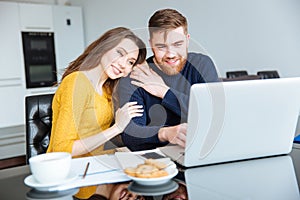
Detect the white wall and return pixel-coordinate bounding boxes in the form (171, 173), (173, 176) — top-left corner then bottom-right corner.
(2, 0), (300, 78)
(70, 0), (300, 78)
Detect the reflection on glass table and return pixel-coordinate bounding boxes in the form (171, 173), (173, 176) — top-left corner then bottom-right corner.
(185, 155), (299, 200)
(127, 178), (187, 200)
(26, 188), (78, 200)
(3, 149), (300, 199)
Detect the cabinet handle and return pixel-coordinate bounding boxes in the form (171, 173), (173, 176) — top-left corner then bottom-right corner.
(0, 84), (22, 88)
(25, 26), (51, 30)
(0, 78), (22, 88)
(0, 78), (22, 87)
(0, 78), (21, 81)
(0, 140), (25, 147)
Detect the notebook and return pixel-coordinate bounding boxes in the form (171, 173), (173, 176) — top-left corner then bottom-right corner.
(159, 77), (300, 167)
(185, 155), (300, 199)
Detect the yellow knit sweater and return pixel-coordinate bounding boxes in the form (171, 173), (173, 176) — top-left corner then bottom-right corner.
(47, 72), (113, 199)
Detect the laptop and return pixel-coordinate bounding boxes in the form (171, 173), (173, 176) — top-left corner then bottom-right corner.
(159, 77), (300, 167)
(185, 155), (300, 199)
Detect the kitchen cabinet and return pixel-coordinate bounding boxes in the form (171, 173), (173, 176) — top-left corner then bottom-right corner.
(52, 5), (84, 81)
(0, 126), (25, 160)
(0, 2), (23, 81)
(0, 2), (26, 128)
(0, 85), (25, 127)
(19, 3), (53, 31)
(0, 2), (84, 159)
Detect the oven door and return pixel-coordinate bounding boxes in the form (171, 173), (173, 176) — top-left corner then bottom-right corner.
(22, 32), (57, 88)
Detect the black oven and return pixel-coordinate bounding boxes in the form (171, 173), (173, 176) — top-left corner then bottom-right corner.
(22, 32), (57, 88)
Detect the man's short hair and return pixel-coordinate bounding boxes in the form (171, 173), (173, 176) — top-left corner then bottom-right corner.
(148, 8), (188, 39)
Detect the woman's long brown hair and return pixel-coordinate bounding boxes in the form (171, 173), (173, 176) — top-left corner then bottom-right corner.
(60, 27), (146, 94)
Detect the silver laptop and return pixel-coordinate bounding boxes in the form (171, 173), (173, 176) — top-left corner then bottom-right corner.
(160, 77), (300, 167)
(185, 155), (300, 199)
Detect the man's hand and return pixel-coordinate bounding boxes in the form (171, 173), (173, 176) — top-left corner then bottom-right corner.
(158, 123), (187, 147)
(130, 62), (169, 98)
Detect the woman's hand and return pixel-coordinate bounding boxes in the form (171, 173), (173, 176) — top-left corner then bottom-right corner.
(115, 101), (143, 132)
(130, 63), (169, 98)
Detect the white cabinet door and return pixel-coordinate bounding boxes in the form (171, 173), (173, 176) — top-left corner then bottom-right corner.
(52, 5), (84, 81)
(0, 2), (23, 81)
(19, 3), (53, 31)
(0, 85), (26, 127)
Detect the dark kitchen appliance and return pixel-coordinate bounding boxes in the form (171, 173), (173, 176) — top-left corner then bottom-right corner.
(22, 32), (57, 88)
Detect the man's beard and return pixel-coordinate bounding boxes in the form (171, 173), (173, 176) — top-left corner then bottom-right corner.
(155, 56), (187, 76)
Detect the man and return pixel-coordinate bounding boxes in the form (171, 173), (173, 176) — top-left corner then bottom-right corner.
(115, 8), (219, 151)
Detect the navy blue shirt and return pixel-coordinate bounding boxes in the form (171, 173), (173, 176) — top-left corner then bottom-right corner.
(115, 53), (219, 151)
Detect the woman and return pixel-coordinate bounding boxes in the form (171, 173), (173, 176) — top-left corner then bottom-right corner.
(47, 27), (146, 199)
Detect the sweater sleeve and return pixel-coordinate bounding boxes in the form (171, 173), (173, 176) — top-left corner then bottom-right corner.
(192, 53), (219, 83)
(48, 74), (88, 154)
(114, 76), (168, 151)
(161, 88), (189, 122)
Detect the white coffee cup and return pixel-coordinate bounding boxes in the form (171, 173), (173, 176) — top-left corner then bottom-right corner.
(29, 152), (71, 184)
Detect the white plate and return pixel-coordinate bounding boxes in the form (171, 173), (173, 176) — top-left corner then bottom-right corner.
(24, 172), (78, 191)
(126, 162), (178, 185)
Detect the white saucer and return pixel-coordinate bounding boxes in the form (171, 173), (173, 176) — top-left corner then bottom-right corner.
(24, 172), (78, 191)
(126, 162), (178, 185)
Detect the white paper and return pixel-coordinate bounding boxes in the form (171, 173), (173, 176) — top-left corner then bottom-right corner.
(71, 154), (121, 176)
(114, 152), (145, 169)
(47, 154), (128, 191)
(45, 149), (170, 192)
(114, 149), (170, 169)
(49, 170), (130, 191)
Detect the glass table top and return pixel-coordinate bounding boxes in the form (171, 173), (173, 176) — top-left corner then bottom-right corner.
(1, 146), (300, 200)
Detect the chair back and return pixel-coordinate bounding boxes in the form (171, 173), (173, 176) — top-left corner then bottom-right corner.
(25, 94), (54, 163)
(221, 75), (261, 82)
(226, 70), (248, 78)
(257, 70), (280, 79)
